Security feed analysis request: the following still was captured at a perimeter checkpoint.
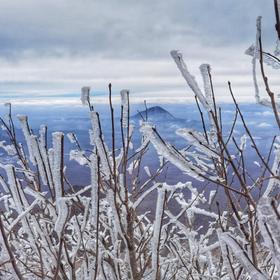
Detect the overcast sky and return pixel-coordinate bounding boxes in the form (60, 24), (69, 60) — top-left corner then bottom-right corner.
(0, 0), (278, 105)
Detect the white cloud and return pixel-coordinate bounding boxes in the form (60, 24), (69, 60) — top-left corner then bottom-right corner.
(0, 0), (278, 104)
(256, 122), (272, 128)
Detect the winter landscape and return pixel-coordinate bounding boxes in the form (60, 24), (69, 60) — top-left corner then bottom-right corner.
(0, 1), (280, 279)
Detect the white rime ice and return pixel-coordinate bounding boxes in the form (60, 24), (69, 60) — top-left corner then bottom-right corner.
(5, 164), (24, 213)
(199, 63), (217, 136)
(170, 51), (218, 143)
(69, 149), (88, 165)
(81, 86), (90, 105)
(144, 165), (151, 177)
(176, 128), (218, 158)
(239, 134), (248, 152)
(1, 24), (280, 278)
(246, 44), (280, 69)
(67, 132), (77, 144)
(140, 122), (204, 180)
(220, 232), (268, 280)
(263, 141), (280, 196)
(199, 64), (213, 108)
(257, 198), (280, 274)
(8, 199), (39, 232)
(0, 141), (16, 156)
(0, 175), (9, 193)
(55, 197), (69, 237)
(253, 17), (262, 104)
(39, 125), (54, 190)
(208, 189), (216, 205)
(1, 98), (280, 279)
(90, 111), (111, 177)
(170, 50), (212, 111)
(217, 229), (236, 280)
(120, 89), (129, 128)
(246, 16), (280, 109)
(90, 153), (99, 228)
(151, 187), (165, 279)
(29, 135), (48, 185)
(17, 115), (36, 164)
(52, 132), (64, 204)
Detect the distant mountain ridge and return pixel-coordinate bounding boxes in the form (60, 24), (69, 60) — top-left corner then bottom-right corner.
(132, 106), (176, 121)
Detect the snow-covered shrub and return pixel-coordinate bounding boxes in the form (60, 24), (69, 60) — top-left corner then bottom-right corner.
(0, 5), (280, 280)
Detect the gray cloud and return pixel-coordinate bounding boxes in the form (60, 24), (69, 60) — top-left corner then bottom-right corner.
(0, 0), (275, 59)
(0, 0), (278, 104)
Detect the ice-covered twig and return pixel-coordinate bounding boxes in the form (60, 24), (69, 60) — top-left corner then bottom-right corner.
(81, 86), (90, 106)
(90, 153), (99, 229)
(140, 123), (205, 181)
(170, 50), (211, 111)
(199, 63), (217, 138)
(69, 149), (88, 166)
(90, 112), (111, 178)
(220, 232), (268, 280)
(151, 187), (166, 280)
(246, 44), (280, 69)
(55, 197), (69, 237)
(247, 17), (280, 112)
(263, 141), (280, 197)
(17, 115), (36, 164)
(120, 89), (129, 129)
(29, 135), (48, 185)
(52, 132), (64, 205)
(257, 197), (280, 274)
(8, 199), (40, 233)
(176, 128), (219, 159)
